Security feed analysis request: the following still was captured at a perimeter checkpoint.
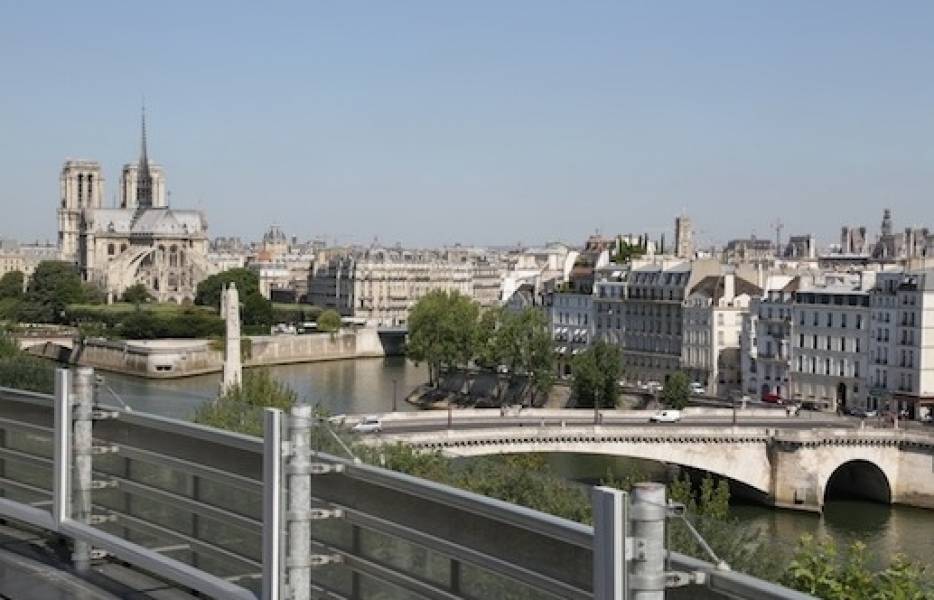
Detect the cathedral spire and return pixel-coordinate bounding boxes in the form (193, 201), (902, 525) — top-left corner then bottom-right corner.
(136, 103), (153, 209)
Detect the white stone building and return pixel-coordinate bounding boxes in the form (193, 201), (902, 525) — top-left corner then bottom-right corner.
(681, 273), (760, 396)
(309, 248), (473, 326)
(740, 275), (795, 399)
(790, 273), (873, 412)
(868, 270), (934, 419)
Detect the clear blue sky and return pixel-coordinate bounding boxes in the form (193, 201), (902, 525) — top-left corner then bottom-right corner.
(2, 1), (932, 248)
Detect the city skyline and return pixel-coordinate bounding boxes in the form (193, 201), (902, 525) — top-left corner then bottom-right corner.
(2, 1), (934, 247)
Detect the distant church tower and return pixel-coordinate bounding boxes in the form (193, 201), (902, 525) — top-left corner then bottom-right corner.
(674, 214), (695, 259)
(58, 160), (104, 262)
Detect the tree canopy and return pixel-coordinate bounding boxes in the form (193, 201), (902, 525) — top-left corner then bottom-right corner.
(193, 369), (296, 436)
(407, 291), (555, 403)
(407, 290), (473, 387)
(195, 268), (273, 329)
(0, 271), (25, 300)
(570, 340), (622, 408)
(121, 283), (154, 305)
(195, 268), (261, 307)
(316, 309), (342, 333)
(663, 371), (691, 409)
(19, 261), (86, 323)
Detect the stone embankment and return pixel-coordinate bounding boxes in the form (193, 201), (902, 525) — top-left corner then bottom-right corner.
(30, 328), (391, 379)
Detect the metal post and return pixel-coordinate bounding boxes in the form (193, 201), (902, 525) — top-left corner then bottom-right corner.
(447, 403), (452, 429)
(287, 405), (312, 600)
(263, 409), (284, 600)
(392, 379), (398, 413)
(72, 367), (94, 572)
(593, 486), (627, 599)
(53, 368), (71, 529)
(629, 483), (666, 600)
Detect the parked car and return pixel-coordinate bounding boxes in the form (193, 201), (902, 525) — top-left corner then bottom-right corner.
(351, 415), (382, 433)
(689, 382), (705, 395)
(649, 410), (682, 423)
(761, 393), (784, 405)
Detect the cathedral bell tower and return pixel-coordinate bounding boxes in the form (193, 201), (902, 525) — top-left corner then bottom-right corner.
(58, 160), (103, 263)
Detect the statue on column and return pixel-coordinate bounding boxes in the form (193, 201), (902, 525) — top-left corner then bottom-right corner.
(222, 282), (242, 391)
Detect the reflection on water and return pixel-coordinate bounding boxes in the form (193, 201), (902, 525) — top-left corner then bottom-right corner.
(98, 356), (427, 420)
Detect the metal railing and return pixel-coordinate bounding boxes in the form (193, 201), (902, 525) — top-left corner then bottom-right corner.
(0, 368), (813, 599)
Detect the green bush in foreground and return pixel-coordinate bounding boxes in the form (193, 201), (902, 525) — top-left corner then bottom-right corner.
(0, 331), (54, 393)
(192, 369), (296, 436)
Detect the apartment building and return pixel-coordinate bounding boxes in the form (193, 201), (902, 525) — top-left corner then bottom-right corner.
(681, 273), (760, 396)
(790, 273), (873, 412)
(740, 276), (796, 400)
(869, 270), (934, 419)
(308, 248), (472, 327)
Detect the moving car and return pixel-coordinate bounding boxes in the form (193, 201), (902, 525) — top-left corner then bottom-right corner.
(351, 415), (382, 433)
(649, 410), (682, 423)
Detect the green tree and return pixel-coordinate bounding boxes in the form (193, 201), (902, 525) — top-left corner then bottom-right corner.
(21, 261), (86, 323)
(570, 340), (622, 408)
(407, 290), (475, 388)
(613, 238), (646, 263)
(317, 309), (342, 333)
(473, 307), (502, 369)
(121, 283), (154, 305)
(243, 292), (274, 327)
(0, 271), (24, 300)
(494, 308), (555, 405)
(663, 371), (691, 409)
(82, 282), (107, 305)
(193, 369), (297, 436)
(195, 268), (261, 308)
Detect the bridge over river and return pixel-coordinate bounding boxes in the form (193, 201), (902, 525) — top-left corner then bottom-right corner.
(360, 408), (934, 513)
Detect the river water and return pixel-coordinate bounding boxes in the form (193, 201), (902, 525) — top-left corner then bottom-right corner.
(100, 357), (934, 574)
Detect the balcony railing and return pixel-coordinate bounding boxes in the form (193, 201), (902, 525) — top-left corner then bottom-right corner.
(0, 370), (814, 600)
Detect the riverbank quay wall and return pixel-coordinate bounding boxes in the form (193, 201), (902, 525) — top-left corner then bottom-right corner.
(34, 328), (391, 378)
(382, 423), (934, 513)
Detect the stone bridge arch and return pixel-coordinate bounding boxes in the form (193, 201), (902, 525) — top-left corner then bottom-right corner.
(394, 429), (774, 498)
(823, 459), (891, 504)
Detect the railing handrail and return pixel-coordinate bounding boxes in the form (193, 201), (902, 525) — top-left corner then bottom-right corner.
(0, 381), (814, 600)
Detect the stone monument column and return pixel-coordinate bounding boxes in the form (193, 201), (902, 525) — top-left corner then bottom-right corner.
(222, 282), (243, 391)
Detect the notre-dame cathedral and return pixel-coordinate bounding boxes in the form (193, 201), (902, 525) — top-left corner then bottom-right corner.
(57, 111), (216, 303)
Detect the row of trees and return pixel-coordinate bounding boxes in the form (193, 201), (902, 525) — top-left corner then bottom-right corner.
(406, 290), (555, 403)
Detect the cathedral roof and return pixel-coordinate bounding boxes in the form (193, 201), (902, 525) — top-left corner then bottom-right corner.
(85, 207), (207, 238)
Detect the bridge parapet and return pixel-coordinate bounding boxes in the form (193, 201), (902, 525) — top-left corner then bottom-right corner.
(772, 428), (934, 449)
